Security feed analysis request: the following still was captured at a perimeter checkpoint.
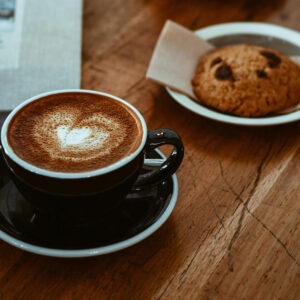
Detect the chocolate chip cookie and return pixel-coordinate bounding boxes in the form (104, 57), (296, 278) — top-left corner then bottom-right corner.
(192, 44), (300, 117)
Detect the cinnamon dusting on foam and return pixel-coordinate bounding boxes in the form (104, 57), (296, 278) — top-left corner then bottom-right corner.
(7, 93), (143, 172)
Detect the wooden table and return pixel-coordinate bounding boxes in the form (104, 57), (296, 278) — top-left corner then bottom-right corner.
(1, 0), (300, 299)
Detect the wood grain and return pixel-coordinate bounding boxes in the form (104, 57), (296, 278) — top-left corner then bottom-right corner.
(1, 0), (300, 299)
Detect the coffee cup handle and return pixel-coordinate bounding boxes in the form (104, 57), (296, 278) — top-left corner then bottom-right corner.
(134, 129), (184, 186)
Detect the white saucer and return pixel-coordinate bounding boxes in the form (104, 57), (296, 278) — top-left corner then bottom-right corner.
(167, 22), (300, 126)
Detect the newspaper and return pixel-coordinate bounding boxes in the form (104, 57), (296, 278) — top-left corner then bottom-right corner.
(0, 0), (24, 69)
(0, 0), (82, 110)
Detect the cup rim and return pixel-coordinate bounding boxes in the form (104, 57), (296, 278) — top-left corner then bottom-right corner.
(1, 89), (148, 179)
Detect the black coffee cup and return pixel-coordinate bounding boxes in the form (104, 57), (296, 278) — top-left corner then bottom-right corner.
(0, 90), (184, 229)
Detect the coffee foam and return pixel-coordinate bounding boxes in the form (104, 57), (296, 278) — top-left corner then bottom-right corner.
(33, 108), (125, 161)
(7, 93), (143, 172)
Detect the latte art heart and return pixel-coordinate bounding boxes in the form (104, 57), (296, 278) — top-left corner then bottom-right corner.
(57, 126), (94, 147)
(33, 108), (125, 161)
(56, 125), (110, 150)
(7, 93), (142, 172)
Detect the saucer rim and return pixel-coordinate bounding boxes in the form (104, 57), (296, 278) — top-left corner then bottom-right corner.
(166, 22), (300, 126)
(0, 151), (178, 258)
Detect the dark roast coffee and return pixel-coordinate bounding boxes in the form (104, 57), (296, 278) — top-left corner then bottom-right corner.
(7, 93), (143, 172)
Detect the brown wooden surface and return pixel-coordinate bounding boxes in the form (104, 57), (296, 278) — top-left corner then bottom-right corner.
(1, 0), (300, 299)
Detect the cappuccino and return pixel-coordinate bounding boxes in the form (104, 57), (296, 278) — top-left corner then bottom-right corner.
(7, 93), (143, 172)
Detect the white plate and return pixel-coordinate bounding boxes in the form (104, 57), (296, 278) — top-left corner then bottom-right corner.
(167, 22), (300, 126)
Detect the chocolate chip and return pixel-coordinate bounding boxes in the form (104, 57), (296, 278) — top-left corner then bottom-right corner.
(215, 64), (234, 80)
(211, 57), (222, 67)
(260, 51), (281, 68)
(256, 70), (268, 78)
